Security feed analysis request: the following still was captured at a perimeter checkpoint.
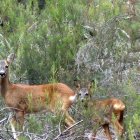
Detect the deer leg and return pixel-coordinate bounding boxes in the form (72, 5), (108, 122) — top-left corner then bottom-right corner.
(64, 111), (76, 127)
(62, 103), (75, 127)
(10, 117), (18, 140)
(119, 111), (124, 136)
(113, 111), (124, 136)
(114, 119), (124, 136)
(15, 111), (25, 130)
(10, 111), (25, 140)
(119, 111), (124, 127)
(102, 124), (112, 140)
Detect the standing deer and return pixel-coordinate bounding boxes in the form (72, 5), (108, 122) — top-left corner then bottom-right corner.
(75, 80), (125, 140)
(0, 53), (76, 140)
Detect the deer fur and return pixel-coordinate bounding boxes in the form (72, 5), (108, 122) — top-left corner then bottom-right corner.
(75, 80), (125, 140)
(0, 53), (76, 139)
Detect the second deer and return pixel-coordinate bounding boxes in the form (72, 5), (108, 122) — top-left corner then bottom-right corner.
(75, 80), (125, 140)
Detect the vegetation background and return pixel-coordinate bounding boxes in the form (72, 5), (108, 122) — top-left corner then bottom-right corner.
(0, 0), (140, 139)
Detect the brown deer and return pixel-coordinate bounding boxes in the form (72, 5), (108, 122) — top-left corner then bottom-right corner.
(75, 80), (125, 140)
(0, 53), (76, 140)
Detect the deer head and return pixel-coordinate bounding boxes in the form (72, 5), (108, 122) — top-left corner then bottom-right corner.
(74, 79), (95, 102)
(0, 53), (15, 78)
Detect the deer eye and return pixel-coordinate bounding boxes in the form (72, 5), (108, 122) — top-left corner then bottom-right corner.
(78, 93), (81, 96)
(5, 65), (8, 68)
(76, 85), (79, 88)
(85, 93), (88, 96)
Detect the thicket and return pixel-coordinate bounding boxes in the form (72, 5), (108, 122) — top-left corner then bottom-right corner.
(0, 0), (140, 139)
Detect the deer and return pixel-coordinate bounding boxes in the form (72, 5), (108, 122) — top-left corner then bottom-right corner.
(74, 80), (125, 140)
(0, 53), (76, 140)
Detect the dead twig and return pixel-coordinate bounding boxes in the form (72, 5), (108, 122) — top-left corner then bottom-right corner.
(53, 120), (83, 140)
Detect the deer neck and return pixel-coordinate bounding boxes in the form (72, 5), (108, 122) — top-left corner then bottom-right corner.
(0, 72), (10, 98)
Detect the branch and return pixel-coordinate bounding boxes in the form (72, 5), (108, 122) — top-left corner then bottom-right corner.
(53, 120), (83, 140)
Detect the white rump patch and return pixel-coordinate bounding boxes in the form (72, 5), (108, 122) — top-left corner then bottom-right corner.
(114, 104), (125, 110)
(69, 94), (77, 102)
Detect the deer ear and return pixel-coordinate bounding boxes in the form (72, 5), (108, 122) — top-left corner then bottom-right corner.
(88, 79), (95, 89)
(74, 79), (80, 88)
(7, 53), (15, 64)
